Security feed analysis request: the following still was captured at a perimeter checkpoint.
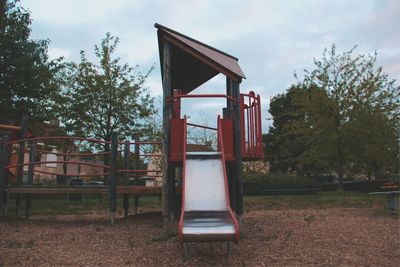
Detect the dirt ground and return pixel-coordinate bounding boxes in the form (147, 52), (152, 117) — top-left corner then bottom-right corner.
(0, 206), (399, 266)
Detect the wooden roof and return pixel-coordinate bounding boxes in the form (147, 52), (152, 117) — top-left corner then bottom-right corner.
(155, 23), (245, 94)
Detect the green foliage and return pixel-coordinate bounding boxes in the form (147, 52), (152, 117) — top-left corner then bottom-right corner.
(267, 44), (400, 185)
(265, 85), (314, 174)
(56, 33), (157, 147)
(0, 0), (62, 125)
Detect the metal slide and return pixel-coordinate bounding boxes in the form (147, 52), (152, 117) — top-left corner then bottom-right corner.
(178, 117), (239, 247)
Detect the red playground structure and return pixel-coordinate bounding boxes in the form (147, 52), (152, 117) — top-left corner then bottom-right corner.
(0, 23), (263, 257)
(154, 24), (263, 253)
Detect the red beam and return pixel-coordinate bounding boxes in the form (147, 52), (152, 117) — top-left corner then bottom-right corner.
(7, 160), (110, 169)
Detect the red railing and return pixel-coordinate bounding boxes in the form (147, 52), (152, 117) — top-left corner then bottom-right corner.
(240, 91), (263, 160)
(3, 135), (162, 183)
(217, 116), (239, 243)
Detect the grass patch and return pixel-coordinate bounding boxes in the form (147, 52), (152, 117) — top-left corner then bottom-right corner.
(5, 195), (160, 217)
(244, 191), (384, 210)
(4, 192), (386, 218)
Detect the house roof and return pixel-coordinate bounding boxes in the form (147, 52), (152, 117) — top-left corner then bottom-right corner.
(155, 23), (245, 94)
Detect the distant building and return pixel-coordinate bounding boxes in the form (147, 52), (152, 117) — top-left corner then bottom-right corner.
(243, 160), (270, 175)
(7, 121), (103, 184)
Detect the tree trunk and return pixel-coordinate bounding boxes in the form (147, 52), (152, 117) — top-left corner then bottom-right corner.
(337, 166), (344, 192)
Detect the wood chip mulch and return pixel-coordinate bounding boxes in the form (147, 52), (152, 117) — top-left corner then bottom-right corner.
(0, 207), (399, 266)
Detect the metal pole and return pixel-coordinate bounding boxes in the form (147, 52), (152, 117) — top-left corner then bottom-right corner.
(109, 133), (118, 224)
(123, 141), (129, 218)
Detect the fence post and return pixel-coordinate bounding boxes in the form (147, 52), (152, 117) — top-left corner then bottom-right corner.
(133, 135), (140, 214)
(123, 141), (130, 218)
(25, 141), (35, 218)
(109, 133), (118, 224)
(16, 114), (28, 217)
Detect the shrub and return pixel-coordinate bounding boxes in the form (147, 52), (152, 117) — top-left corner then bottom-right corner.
(243, 173), (318, 195)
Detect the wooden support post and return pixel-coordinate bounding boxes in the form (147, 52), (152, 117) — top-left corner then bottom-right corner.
(226, 76), (233, 118)
(25, 141), (35, 218)
(168, 166), (176, 221)
(123, 141), (129, 218)
(225, 77), (235, 210)
(161, 39), (173, 229)
(109, 133), (118, 224)
(16, 114), (27, 217)
(133, 137), (140, 214)
(0, 134), (9, 214)
(232, 79), (243, 219)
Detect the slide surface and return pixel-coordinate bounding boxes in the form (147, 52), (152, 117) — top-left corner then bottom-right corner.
(179, 152), (238, 242)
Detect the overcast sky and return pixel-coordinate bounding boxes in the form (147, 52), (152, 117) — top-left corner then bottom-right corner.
(23, 0), (400, 132)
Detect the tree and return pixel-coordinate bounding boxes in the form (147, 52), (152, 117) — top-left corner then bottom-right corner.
(57, 33), (156, 165)
(301, 45), (399, 189)
(266, 85), (310, 174)
(347, 105), (399, 180)
(267, 45), (399, 189)
(0, 0), (62, 125)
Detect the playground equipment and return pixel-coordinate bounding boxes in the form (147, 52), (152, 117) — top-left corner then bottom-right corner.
(154, 24), (263, 253)
(0, 121), (163, 221)
(0, 23), (264, 256)
(179, 116), (239, 255)
(369, 182), (400, 215)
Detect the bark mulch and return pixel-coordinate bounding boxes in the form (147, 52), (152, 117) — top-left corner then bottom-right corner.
(0, 208), (399, 266)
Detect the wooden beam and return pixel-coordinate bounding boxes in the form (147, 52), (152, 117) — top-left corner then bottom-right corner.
(8, 186), (110, 194)
(164, 35), (241, 82)
(123, 141), (129, 218)
(6, 186), (180, 195)
(225, 78), (235, 211)
(226, 76), (233, 118)
(0, 134), (9, 213)
(133, 136), (140, 214)
(25, 141), (35, 218)
(15, 114), (27, 216)
(109, 132), (118, 224)
(0, 125), (21, 131)
(232, 80), (243, 217)
(162, 39), (173, 228)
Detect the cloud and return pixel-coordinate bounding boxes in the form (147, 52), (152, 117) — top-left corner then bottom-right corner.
(24, 0), (137, 25)
(23, 0), (400, 133)
(47, 47), (71, 60)
(145, 75), (163, 97)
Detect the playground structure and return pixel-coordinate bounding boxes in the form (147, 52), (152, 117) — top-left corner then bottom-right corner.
(0, 24), (263, 254)
(154, 23), (262, 252)
(0, 121), (163, 222)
